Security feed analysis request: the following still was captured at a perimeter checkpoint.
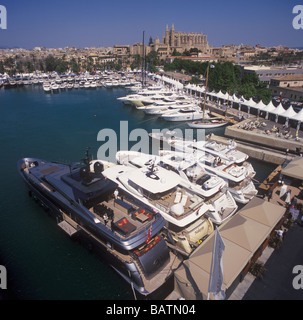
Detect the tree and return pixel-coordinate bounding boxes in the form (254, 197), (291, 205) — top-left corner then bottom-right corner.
(0, 61), (4, 74)
(69, 57), (80, 73)
(172, 49), (181, 56)
(130, 54), (142, 70)
(45, 55), (58, 72)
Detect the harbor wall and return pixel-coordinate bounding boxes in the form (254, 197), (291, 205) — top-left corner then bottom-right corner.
(225, 124), (303, 153)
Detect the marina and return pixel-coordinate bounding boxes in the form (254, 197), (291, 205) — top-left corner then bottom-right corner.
(1, 73), (303, 300)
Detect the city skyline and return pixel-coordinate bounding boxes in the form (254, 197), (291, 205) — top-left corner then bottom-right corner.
(0, 0), (301, 49)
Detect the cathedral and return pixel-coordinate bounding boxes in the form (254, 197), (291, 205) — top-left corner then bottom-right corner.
(151, 24), (210, 58)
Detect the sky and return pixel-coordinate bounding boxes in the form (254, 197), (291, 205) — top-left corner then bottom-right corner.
(0, 0), (302, 49)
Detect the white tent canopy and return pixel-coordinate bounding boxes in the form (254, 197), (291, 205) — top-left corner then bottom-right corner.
(262, 101), (276, 113)
(216, 90), (229, 100)
(269, 103), (285, 115)
(280, 106), (297, 119)
(243, 98), (256, 108)
(290, 108), (303, 122)
(207, 90), (218, 97)
(254, 100), (267, 111)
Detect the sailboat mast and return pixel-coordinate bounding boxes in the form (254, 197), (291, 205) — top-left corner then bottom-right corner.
(141, 31), (145, 88)
(225, 92), (229, 119)
(202, 64), (209, 120)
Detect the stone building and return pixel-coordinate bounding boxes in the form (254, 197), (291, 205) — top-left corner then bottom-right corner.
(151, 24), (210, 58)
(269, 74), (303, 102)
(243, 65), (303, 86)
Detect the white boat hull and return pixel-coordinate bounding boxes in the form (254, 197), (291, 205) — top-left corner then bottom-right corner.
(162, 112), (206, 122)
(187, 120), (228, 129)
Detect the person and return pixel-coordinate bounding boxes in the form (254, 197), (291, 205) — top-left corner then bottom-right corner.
(285, 190), (291, 207)
(275, 228), (284, 240)
(103, 213), (109, 225)
(114, 189), (119, 199)
(267, 188), (273, 202)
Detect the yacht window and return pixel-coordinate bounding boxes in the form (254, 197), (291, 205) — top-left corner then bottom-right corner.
(196, 174), (211, 185)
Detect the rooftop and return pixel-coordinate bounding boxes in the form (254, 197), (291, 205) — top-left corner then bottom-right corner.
(272, 74), (303, 82)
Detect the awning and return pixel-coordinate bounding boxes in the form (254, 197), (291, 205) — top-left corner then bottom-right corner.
(280, 106), (297, 119)
(281, 156), (303, 179)
(269, 103), (286, 115)
(290, 108), (303, 122)
(173, 197), (286, 300)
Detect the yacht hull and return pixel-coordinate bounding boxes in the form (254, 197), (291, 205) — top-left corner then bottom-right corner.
(17, 157), (176, 298)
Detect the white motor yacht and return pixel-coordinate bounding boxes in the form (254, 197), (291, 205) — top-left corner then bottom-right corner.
(161, 107), (209, 122)
(200, 140), (248, 164)
(43, 82), (52, 93)
(84, 81), (91, 89)
(117, 151), (237, 226)
(103, 158), (215, 255)
(51, 82), (59, 91)
(168, 143), (257, 204)
(138, 101), (196, 115)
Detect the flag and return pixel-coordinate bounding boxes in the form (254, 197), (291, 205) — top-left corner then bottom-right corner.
(208, 229), (226, 300)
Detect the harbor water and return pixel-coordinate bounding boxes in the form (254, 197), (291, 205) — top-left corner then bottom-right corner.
(0, 84), (276, 300)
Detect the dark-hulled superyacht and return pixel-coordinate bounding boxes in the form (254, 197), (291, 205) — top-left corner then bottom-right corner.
(17, 149), (181, 297)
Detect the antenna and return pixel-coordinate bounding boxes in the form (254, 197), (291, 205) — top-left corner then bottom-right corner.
(82, 147), (91, 167)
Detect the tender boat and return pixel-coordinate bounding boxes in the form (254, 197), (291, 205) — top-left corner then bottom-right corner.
(17, 150), (182, 297)
(116, 150), (238, 227)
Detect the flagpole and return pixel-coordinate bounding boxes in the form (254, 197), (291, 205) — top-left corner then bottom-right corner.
(202, 64), (210, 121)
